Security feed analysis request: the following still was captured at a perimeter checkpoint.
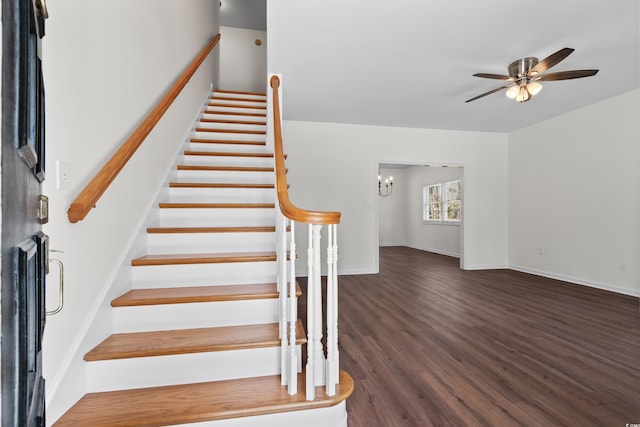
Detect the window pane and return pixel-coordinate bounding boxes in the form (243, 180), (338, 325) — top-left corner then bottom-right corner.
(429, 202), (441, 220)
(447, 200), (461, 221)
(428, 184), (441, 204)
(446, 180), (460, 201)
(425, 184), (441, 221)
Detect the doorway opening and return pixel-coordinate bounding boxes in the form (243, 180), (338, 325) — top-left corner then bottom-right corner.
(376, 162), (465, 271)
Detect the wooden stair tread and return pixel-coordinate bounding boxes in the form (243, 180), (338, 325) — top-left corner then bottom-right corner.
(210, 96), (266, 102)
(147, 226), (277, 233)
(131, 251), (277, 266)
(183, 150), (273, 158)
(112, 283), (302, 307)
(208, 102), (266, 110)
(215, 89), (266, 97)
(168, 182), (274, 189)
(177, 165), (274, 172)
(84, 320), (306, 361)
(53, 370), (354, 427)
(195, 127), (266, 135)
(158, 202), (275, 209)
(203, 110), (267, 117)
(200, 117), (267, 125)
(190, 138), (266, 145)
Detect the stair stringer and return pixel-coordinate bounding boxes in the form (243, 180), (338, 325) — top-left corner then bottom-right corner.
(45, 89), (210, 424)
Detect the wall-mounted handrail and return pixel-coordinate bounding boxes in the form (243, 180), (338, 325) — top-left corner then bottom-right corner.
(269, 76), (340, 225)
(67, 34), (221, 223)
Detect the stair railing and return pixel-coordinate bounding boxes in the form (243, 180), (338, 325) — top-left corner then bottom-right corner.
(269, 75), (341, 400)
(67, 34), (220, 223)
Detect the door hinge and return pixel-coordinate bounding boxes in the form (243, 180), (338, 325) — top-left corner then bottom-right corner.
(37, 195), (49, 224)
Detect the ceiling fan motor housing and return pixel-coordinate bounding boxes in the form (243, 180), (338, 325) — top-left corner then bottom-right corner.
(508, 57), (539, 80)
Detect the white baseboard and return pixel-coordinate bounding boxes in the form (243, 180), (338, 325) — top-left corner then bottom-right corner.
(295, 267), (378, 278)
(463, 264), (510, 270)
(509, 265), (640, 298)
(405, 244), (460, 259)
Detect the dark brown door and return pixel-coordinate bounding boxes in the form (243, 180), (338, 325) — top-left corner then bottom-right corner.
(2, 0), (48, 425)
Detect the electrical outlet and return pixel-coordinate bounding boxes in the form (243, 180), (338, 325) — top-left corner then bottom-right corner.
(538, 246), (544, 255)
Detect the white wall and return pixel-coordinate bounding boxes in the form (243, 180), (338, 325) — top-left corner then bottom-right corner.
(378, 167), (406, 246)
(282, 120), (509, 275)
(509, 89), (640, 297)
(404, 166), (462, 258)
(0, 10), (3, 424)
(41, 0), (219, 420)
(219, 26), (267, 93)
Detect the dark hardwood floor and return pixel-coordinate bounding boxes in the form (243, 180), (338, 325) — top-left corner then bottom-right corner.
(304, 246), (640, 427)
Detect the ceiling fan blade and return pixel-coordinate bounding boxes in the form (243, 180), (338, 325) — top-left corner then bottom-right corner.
(465, 84), (515, 103)
(473, 73), (514, 81)
(530, 47), (574, 75)
(535, 69), (599, 81)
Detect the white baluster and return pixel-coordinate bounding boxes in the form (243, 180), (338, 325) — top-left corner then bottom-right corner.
(326, 225), (338, 396)
(288, 222), (297, 395)
(277, 211), (288, 386)
(306, 225), (315, 400)
(311, 224), (326, 388)
(331, 225), (340, 388)
(325, 224), (336, 396)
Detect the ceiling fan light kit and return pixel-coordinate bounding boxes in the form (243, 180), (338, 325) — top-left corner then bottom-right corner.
(466, 48), (599, 103)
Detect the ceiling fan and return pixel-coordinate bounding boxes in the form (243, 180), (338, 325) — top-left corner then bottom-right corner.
(465, 47), (599, 103)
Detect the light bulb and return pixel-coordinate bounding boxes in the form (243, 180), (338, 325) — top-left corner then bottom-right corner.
(389, 176), (393, 182)
(527, 82), (543, 96)
(515, 86), (531, 103)
(506, 86), (519, 99)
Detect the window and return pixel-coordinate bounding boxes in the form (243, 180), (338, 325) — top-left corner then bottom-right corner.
(423, 180), (461, 223)
(425, 183), (442, 221)
(445, 180), (461, 221)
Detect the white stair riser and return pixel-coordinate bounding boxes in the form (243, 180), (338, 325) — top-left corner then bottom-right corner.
(198, 122), (266, 132)
(202, 112), (266, 123)
(203, 105), (266, 115)
(172, 402), (348, 427)
(86, 346), (302, 392)
(146, 232), (276, 254)
(188, 142), (267, 153)
(181, 155), (274, 168)
(157, 207), (275, 227)
(202, 109), (266, 120)
(212, 92), (266, 101)
(113, 299), (279, 333)
(209, 99), (266, 108)
(176, 170), (274, 184)
(193, 130), (265, 141)
(167, 187), (274, 203)
(132, 261), (277, 288)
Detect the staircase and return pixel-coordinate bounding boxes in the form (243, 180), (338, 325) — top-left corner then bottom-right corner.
(53, 90), (353, 426)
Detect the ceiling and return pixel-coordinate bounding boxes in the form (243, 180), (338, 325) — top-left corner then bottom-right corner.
(220, 0), (266, 32)
(239, 1), (639, 133)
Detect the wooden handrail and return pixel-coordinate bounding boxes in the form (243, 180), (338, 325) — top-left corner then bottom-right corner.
(270, 76), (340, 225)
(67, 34), (221, 223)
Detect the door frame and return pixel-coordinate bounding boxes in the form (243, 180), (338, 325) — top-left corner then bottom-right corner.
(375, 160), (466, 272)
(1, 0), (48, 425)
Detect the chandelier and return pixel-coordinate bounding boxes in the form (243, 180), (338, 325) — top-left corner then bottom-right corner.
(378, 175), (393, 197)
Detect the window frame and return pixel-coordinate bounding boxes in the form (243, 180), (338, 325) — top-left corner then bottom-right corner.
(422, 179), (461, 224)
